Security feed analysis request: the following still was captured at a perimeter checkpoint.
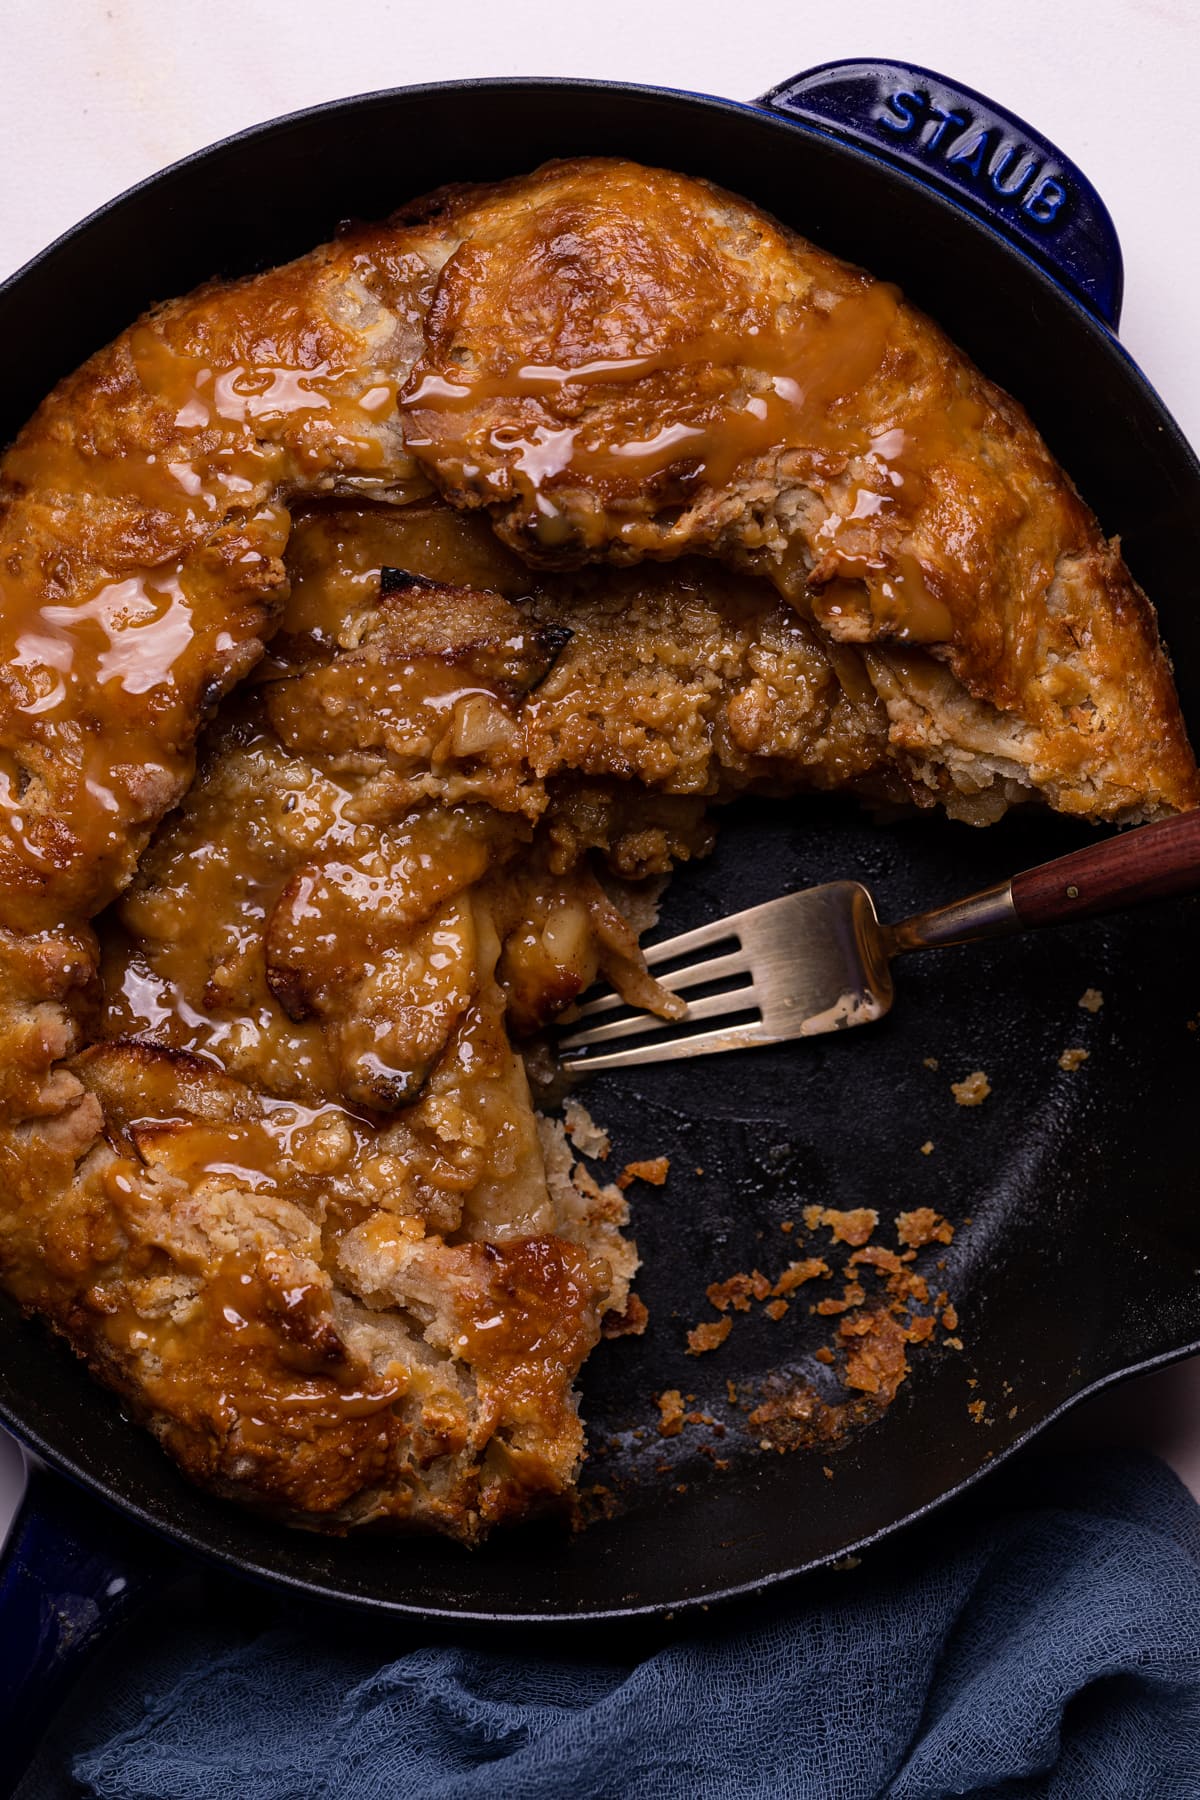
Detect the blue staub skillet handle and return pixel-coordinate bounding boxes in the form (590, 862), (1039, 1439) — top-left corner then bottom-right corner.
(757, 59), (1124, 328)
(0, 1454), (171, 1788)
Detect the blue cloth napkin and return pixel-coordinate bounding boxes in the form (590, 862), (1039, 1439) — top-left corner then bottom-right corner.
(22, 1449), (1200, 1799)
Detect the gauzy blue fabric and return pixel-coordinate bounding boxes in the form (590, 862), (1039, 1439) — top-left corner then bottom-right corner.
(30, 1451), (1200, 1799)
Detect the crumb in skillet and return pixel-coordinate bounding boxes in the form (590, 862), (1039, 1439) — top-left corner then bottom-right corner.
(895, 1207), (954, 1249)
(847, 1245), (905, 1279)
(838, 1310), (911, 1400)
(677, 1200), (964, 1464)
(617, 1156), (670, 1189)
(687, 1317), (732, 1354)
(951, 1070), (991, 1106)
(803, 1206), (878, 1246)
(656, 1389), (685, 1437)
(771, 1258), (829, 1296)
(1078, 987), (1104, 1013)
(1058, 1047), (1089, 1071)
(563, 1098), (611, 1160)
(707, 1273), (755, 1313)
(815, 1283), (867, 1316)
(920, 1140), (934, 1156)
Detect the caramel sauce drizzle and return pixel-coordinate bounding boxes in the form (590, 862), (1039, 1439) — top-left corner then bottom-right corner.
(402, 282), (991, 646)
(0, 244), (985, 920)
(96, 1222), (403, 1435)
(0, 312), (418, 919)
(405, 291), (896, 487)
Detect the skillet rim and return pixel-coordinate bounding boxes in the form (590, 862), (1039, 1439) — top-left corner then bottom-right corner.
(4, 1336), (1200, 1624)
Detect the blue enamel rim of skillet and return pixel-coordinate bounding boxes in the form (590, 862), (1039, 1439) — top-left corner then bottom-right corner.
(0, 70), (1197, 1633)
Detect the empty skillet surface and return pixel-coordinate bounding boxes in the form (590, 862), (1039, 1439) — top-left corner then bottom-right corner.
(1, 78), (1199, 1619)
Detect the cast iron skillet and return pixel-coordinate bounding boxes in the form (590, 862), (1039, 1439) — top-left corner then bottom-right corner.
(2, 58), (1199, 1775)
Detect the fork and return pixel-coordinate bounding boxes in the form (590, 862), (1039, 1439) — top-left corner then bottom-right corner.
(557, 807), (1200, 1069)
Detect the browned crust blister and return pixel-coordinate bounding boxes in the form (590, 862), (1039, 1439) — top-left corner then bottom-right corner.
(0, 158), (1194, 1541)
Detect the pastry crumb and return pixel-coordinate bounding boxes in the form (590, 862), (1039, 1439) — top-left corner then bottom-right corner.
(617, 1155), (670, 1189)
(895, 1207), (954, 1249)
(1058, 1047), (1089, 1072)
(771, 1257), (829, 1297)
(951, 1070), (991, 1106)
(922, 1056), (940, 1071)
(919, 1140), (934, 1156)
(815, 1281), (867, 1316)
(563, 1098), (610, 1159)
(681, 1187), (963, 1459)
(838, 1309), (912, 1399)
(656, 1389), (685, 1437)
(706, 1270), (770, 1312)
(1078, 987), (1104, 1013)
(687, 1316), (732, 1355)
(807, 1206), (877, 1247)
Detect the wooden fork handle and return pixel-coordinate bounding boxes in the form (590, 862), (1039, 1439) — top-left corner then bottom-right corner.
(1012, 807), (1200, 928)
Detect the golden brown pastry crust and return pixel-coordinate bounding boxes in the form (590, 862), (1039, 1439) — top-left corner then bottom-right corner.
(0, 158), (1195, 1540)
(398, 161), (1198, 823)
(0, 158), (1194, 944)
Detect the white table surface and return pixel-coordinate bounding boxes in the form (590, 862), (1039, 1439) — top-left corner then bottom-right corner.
(1, 0), (1198, 1540)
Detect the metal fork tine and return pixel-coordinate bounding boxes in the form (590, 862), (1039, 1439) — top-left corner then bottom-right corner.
(560, 1017), (775, 1070)
(554, 882), (894, 1069)
(566, 950), (753, 1022)
(641, 916), (742, 969)
(558, 986), (760, 1051)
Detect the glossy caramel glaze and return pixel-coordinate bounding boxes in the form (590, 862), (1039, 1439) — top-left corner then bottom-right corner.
(0, 159), (1192, 947)
(0, 159), (1196, 1540)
